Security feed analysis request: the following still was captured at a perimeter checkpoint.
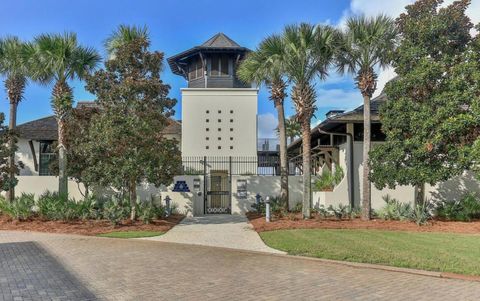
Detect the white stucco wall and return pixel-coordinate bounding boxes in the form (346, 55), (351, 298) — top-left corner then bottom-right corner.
(2, 176), (86, 200)
(16, 138), (40, 176)
(181, 88), (258, 157)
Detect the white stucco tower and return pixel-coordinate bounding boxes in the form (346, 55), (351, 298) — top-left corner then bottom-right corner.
(168, 33), (258, 157)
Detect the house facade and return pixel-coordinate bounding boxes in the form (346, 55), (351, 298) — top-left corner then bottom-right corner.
(287, 91), (480, 210)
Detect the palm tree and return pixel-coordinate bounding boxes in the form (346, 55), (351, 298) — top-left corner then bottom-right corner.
(30, 33), (100, 197)
(104, 25), (149, 57)
(281, 23), (339, 219)
(284, 117), (301, 144)
(0, 37), (32, 201)
(336, 15), (397, 220)
(237, 35), (290, 208)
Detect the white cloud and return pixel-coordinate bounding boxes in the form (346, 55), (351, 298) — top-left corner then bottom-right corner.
(316, 88), (362, 110)
(257, 113), (278, 138)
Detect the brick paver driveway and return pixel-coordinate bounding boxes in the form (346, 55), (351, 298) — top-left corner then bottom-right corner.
(1, 231), (480, 300)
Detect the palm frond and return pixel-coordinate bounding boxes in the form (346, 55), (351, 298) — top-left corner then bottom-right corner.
(104, 24), (150, 55)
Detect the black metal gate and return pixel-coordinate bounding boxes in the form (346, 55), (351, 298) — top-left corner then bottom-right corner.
(205, 170), (231, 214)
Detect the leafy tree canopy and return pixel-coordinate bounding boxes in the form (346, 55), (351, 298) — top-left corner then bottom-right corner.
(370, 0), (480, 189)
(85, 26), (181, 218)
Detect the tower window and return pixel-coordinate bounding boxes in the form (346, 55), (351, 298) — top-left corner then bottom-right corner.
(218, 137), (221, 140)
(206, 110), (210, 114)
(206, 146), (209, 149)
(230, 128), (233, 132)
(188, 57), (203, 80)
(230, 137), (233, 141)
(206, 128), (209, 132)
(230, 110), (233, 114)
(218, 128), (221, 132)
(230, 119), (233, 122)
(218, 119), (221, 122)
(210, 54), (229, 76)
(218, 110), (221, 114)
(206, 137), (209, 141)
(206, 119), (209, 123)
(218, 146), (221, 150)
(230, 146), (233, 150)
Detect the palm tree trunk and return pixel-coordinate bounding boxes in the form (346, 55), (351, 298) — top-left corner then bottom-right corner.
(130, 180), (137, 221)
(5, 76), (25, 202)
(276, 102), (289, 210)
(301, 119), (312, 219)
(57, 118), (68, 197)
(52, 80), (73, 198)
(7, 101), (18, 202)
(361, 94), (371, 220)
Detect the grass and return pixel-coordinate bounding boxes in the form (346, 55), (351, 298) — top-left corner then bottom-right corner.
(260, 229), (480, 276)
(97, 231), (164, 239)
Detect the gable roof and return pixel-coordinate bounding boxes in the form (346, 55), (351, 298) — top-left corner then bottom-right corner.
(201, 33), (241, 48)
(167, 33), (249, 77)
(16, 105), (182, 141)
(16, 116), (58, 141)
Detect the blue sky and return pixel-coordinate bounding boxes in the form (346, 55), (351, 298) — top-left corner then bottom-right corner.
(3, 0), (477, 137)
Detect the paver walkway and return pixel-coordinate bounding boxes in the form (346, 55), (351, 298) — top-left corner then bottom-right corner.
(1, 231), (480, 300)
(144, 214), (284, 253)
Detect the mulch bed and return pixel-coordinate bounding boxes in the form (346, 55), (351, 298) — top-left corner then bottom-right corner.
(0, 214), (184, 236)
(247, 212), (480, 234)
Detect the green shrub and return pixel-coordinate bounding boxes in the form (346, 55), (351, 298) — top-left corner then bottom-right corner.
(137, 201), (156, 224)
(436, 193), (480, 221)
(0, 193), (35, 221)
(327, 204), (351, 219)
(251, 196), (287, 216)
(313, 165), (344, 191)
(77, 196), (103, 220)
(377, 195), (413, 221)
(37, 191), (80, 221)
(103, 197), (130, 226)
(412, 202), (432, 225)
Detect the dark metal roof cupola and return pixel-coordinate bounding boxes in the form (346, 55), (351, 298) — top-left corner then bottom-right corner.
(168, 33), (251, 88)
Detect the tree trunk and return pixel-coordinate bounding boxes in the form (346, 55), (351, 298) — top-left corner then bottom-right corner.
(5, 76), (25, 202)
(301, 119), (312, 219)
(414, 183), (425, 208)
(361, 94), (371, 220)
(52, 80), (73, 198)
(130, 180), (137, 221)
(57, 118), (68, 197)
(7, 101), (18, 202)
(276, 102), (289, 210)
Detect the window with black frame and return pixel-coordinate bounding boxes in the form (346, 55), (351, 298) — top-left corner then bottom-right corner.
(39, 141), (56, 176)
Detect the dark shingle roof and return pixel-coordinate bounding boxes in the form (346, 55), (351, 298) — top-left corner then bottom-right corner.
(167, 33), (249, 76)
(201, 33), (241, 48)
(16, 116), (58, 141)
(16, 113), (181, 140)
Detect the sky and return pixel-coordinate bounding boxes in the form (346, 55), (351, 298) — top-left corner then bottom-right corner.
(1, 0), (479, 138)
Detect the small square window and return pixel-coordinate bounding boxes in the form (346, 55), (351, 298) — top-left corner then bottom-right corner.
(218, 128), (221, 131)
(218, 137), (221, 140)
(230, 146), (233, 150)
(218, 110), (221, 114)
(218, 119), (221, 122)
(206, 137), (209, 140)
(206, 110), (210, 114)
(206, 128), (209, 132)
(230, 137), (233, 141)
(230, 110), (233, 114)
(206, 146), (209, 149)
(206, 119), (209, 123)
(230, 128), (233, 132)
(218, 146), (221, 150)
(230, 119), (233, 122)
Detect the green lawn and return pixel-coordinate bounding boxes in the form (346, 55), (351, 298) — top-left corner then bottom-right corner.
(97, 231), (164, 239)
(260, 229), (480, 276)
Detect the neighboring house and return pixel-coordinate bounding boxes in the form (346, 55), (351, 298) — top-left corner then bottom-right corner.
(14, 101), (181, 177)
(287, 90), (480, 210)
